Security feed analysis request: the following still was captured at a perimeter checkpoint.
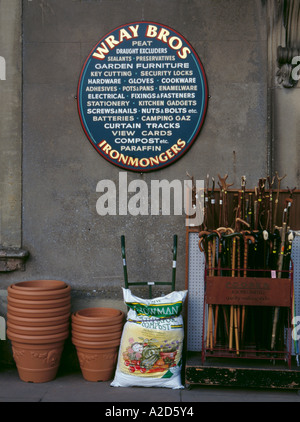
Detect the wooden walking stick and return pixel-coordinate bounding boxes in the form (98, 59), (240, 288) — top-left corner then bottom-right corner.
(241, 233), (255, 345)
(206, 231), (220, 350)
(241, 175), (246, 224)
(207, 238), (213, 350)
(247, 192), (253, 229)
(273, 172), (286, 230)
(210, 177), (216, 230)
(203, 174), (210, 230)
(215, 227), (233, 343)
(267, 175), (275, 233)
(199, 231), (214, 351)
(232, 233), (244, 356)
(271, 214), (288, 351)
(218, 174), (233, 227)
(285, 187), (296, 228)
(223, 232), (242, 355)
(209, 231), (220, 346)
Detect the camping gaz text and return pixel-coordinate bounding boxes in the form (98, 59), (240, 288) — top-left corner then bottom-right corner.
(96, 172), (204, 226)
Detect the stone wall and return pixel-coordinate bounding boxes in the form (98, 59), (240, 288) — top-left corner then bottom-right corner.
(2, 0), (267, 294)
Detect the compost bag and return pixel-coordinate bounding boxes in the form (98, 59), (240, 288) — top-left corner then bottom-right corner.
(111, 288), (187, 389)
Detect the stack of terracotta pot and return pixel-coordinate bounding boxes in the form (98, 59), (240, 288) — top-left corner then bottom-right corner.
(6, 280), (71, 383)
(71, 307), (125, 382)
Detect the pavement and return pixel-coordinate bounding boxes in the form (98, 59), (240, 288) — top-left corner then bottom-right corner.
(1, 365), (300, 404)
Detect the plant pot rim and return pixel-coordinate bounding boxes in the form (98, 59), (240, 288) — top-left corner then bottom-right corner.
(72, 336), (121, 349)
(72, 330), (122, 341)
(11, 280), (68, 291)
(7, 312), (70, 326)
(72, 308), (125, 325)
(7, 295), (70, 309)
(8, 284), (71, 300)
(71, 321), (123, 333)
(7, 320), (69, 334)
(7, 303), (71, 317)
(75, 307), (123, 318)
(7, 329), (69, 344)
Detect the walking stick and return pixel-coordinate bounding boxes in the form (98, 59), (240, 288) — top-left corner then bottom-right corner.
(207, 238), (213, 350)
(254, 186), (258, 230)
(247, 192), (253, 229)
(216, 227), (233, 343)
(218, 174), (233, 227)
(285, 187), (296, 230)
(223, 232), (243, 355)
(199, 231), (214, 351)
(273, 172), (286, 230)
(205, 231), (220, 350)
(203, 174), (210, 230)
(241, 234), (255, 345)
(241, 176), (246, 225)
(271, 212), (288, 351)
(267, 176), (275, 233)
(209, 231), (220, 347)
(210, 177), (216, 230)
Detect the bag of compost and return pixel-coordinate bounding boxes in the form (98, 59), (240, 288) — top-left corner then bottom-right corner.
(111, 288), (187, 389)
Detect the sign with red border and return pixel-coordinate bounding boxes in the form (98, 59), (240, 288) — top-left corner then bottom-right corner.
(78, 22), (208, 172)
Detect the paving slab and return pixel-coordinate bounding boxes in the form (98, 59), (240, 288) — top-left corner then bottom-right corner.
(1, 367), (300, 403)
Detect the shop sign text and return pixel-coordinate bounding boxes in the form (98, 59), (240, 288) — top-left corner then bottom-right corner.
(78, 22), (208, 171)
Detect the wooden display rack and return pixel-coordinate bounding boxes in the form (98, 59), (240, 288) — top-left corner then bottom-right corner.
(202, 269), (293, 366)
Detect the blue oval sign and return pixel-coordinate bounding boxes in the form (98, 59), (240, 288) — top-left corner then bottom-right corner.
(78, 22), (208, 172)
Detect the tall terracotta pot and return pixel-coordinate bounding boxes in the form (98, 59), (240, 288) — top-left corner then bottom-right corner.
(72, 337), (121, 382)
(6, 280), (71, 382)
(7, 330), (69, 383)
(71, 307), (125, 381)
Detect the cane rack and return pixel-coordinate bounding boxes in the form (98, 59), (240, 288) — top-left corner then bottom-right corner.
(201, 264), (294, 368)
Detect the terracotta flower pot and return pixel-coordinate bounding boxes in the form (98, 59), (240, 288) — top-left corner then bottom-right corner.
(8, 284), (71, 300)
(7, 329), (69, 383)
(12, 280), (68, 291)
(7, 303), (71, 318)
(7, 320), (69, 336)
(10, 340), (65, 383)
(72, 308), (125, 327)
(71, 329), (122, 343)
(7, 312), (70, 327)
(7, 295), (70, 309)
(7, 329), (69, 345)
(71, 320), (123, 334)
(72, 337), (121, 382)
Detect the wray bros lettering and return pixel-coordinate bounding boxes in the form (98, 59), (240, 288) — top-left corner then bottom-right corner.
(92, 24), (192, 61)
